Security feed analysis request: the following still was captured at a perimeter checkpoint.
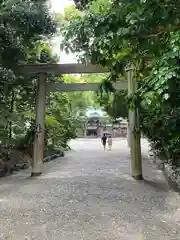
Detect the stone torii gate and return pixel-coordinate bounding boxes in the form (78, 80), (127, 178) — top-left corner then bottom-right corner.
(19, 63), (142, 180)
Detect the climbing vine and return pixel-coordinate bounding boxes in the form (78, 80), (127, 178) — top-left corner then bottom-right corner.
(139, 30), (180, 165)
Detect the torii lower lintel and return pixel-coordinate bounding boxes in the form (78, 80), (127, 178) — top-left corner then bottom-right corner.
(46, 81), (128, 92)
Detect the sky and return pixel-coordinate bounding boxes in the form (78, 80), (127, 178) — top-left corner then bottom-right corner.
(50, 0), (77, 63)
(51, 0), (74, 13)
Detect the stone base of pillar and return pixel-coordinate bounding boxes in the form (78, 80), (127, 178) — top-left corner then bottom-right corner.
(31, 172), (42, 177)
(132, 174), (143, 180)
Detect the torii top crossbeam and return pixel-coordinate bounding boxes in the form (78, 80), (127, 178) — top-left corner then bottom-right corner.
(18, 63), (128, 91)
(18, 63), (109, 75)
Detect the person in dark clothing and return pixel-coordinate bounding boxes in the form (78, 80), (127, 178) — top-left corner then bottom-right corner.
(101, 133), (107, 150)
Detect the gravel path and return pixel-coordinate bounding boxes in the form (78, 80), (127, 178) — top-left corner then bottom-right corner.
(0, 138), (180, 240)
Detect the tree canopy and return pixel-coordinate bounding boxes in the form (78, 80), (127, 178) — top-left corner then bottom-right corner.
(0, 0), (57, 68)
(0, 0), (57, 145)
(73, 0), (90, 9)
(61, 0), (180, 75)
(98, 90), (128, 119)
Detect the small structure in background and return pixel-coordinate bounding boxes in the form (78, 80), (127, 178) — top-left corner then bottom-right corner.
(86, 110), (101, 137)
(75, 108), (128, 138)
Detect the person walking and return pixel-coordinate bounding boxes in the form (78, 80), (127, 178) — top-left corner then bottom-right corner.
(107, 135), (112, 151)
(101, 133), (107, 150)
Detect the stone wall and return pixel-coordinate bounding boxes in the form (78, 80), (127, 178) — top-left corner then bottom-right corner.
(163, 164), (180, 192)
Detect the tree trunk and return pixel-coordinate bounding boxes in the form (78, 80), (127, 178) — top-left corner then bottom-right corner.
(8, 91), (15, 140)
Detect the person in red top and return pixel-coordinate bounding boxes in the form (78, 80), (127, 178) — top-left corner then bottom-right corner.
(101, 134), (107, 150)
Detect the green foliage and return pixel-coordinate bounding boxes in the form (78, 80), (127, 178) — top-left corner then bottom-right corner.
(61, 1), (180, 169)
(0, 0), (57, 145)
(61, 0), (180, 75)
(46, 92), (77, 150)
(97, 89), (128, 119)
(63, 73), (107, 109)
(140, 30), (180, 166)
(0, 0), (77, 155)
(73, 0), (91, 9)
(0, 42), (58, 145)
(63, 74), (96, 109)
(0, 0), (56, 68)
(108, 90), (128, 119)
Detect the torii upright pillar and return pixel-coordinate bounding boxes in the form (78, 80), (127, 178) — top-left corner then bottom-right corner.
(31, 73), (47, 177)
(126, 64), (143, 180)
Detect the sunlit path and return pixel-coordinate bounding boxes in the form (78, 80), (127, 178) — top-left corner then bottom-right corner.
(0, 138), (179, 239)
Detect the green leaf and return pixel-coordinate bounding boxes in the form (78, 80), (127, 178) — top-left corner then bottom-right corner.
(164, 93), (169, 100)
